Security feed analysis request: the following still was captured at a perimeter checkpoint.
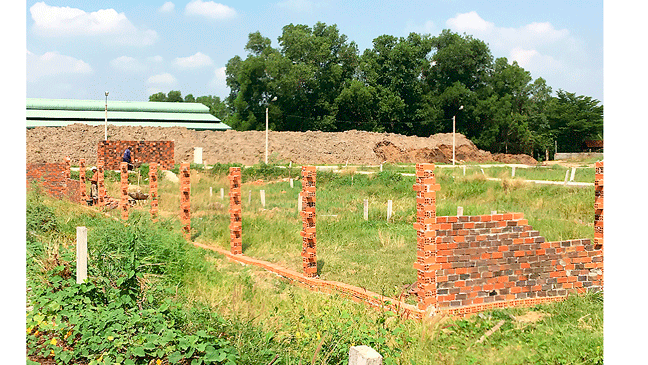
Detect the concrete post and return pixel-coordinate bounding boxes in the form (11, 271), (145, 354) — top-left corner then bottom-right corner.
(349, 345), (382, 365)
(193, 147), (203, 164)
(387, 200), (392, 221)
(76, 227), (87, 284)
(260, 190), (266, 207)
(457, 206), (463, 216)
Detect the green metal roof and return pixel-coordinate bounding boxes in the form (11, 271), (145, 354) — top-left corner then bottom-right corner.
(26, 98), (231, 130)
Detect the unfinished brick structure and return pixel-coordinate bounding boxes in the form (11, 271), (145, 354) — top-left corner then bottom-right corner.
(97, 141), (174, 170)
(300, 166), (318, 278)
(179, 163), (191, 240)
(79, 159), (87, 203)
(149, 162), (159, 222)
(120, 162), (129, 220)
(414, 164), (604, 315)
(97, 159), (106, 207)
(228, 167), (243, 254)
(412, 163), (440, 310)
(594, 161), (603, 246)
(26, 162), (80, 203)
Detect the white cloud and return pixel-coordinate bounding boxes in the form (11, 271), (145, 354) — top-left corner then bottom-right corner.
(147, 73), (177, 84)
(446, 11), (494, 33)
(211, 66), (230, 99)
(109, 56), (147, 72)
(277, 0), (314, 13)
(29, 2), (158, 46)
(185, 0), (237, 20)
(159, 2), (175, 13)
(174, 52), (213, 69)
(27, 49), (93, 82)
(148, 55), (164, 63)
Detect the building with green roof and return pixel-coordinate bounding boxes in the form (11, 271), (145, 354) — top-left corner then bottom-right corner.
(26, 98), (231, 130)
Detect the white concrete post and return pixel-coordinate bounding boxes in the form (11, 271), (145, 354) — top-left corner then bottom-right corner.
(349, 345), (382, 365)
(512, 166), (516, 177)
(260, 190), (266, 207)
(290, 178), (294, 188)
(387, 200), (392, 221)
(193, 147), (203, 165)
(209, 187), (212, 197)
(463, 165), (466, 176)
(380, 163), (383, 172)
(491, 210), (497, 215)
(363, 199), (369, 221)
(76, 227), (87, 284)
(220, 188), (224, 200)
(457, 206), (464, 216)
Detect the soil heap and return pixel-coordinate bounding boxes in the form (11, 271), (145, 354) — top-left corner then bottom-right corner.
(26, 124), (537, 166)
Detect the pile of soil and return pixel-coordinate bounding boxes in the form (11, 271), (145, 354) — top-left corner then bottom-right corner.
(26, 124), (537, 166)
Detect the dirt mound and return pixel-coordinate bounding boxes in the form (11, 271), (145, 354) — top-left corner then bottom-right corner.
(26, 125), (537, 166)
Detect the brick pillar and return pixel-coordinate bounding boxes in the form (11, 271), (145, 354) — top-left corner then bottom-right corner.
(594, 161), (603, 247)
(413, 163), (440, 311)
(79, 158), (87, 203)
(64, 156), (71, 179)
(300, 166), (317, 278)
(149, 162), (159, 222)
(120, 162), (129, 220)
(97, 159), (106, 207)
(228, 167), (242, 254)
(179, 163), (191, 240)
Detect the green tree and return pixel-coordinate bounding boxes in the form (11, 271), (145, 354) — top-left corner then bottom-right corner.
(149, 92), (167, 102)
(546, 90), (603, 153)
(166, 90), (183, 102)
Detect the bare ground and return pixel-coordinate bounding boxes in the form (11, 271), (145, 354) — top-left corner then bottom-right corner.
(26, 124), (537, 166)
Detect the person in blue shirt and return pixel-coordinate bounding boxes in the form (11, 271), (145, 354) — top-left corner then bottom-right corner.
(122, 146), (133, 170)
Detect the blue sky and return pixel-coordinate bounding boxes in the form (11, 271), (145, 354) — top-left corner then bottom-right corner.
(25, 0), (603, 103)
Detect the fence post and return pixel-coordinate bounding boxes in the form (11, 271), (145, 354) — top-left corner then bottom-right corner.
(349, 345), (382, 365)
(512, 166), (516, 177)
(220, 187), (224, 200)
(570, 167), (576, 182)
(260, 190), (266, 207)
(387, 200), (392, 221)
(457, 206), (464, 216)
(563, 170), (569, 185)
(363, 199), (368, 221)
(76, 227), (87, 284)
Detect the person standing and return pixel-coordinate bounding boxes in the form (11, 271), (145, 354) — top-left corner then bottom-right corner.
(122, 146), (133, 170)
(90, 166), (99, 205)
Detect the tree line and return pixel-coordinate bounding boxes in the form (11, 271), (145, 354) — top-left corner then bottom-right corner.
(149, 22), (603, 158)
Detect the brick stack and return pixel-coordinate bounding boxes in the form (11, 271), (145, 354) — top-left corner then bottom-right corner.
(300, 166), (318, 278)
(97, 159), (106, 207)
(120, 162), (129, 220)
(97, 141), (174, 170)
(228, 167), (243, 254)
(79, 158), (87, 203)
(179, 163), (191, 240)
(149, 162), (158, 222)
(412, 163), (440, 311)
(594, 161), (603, 247)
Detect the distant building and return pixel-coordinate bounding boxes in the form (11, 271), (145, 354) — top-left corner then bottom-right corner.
(26, 98), (231, 131)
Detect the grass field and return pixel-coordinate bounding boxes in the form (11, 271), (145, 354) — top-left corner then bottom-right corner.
(28, 163), (602, 364)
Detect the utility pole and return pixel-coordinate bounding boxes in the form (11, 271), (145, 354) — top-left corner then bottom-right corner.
(104, 91), (109, 140)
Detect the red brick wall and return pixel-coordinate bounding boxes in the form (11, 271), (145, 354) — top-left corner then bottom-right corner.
(97, 141), (174, 170)
(414, 163), (604, 315)
(27, 163), (80, 203)
(434, 213), (603, 311)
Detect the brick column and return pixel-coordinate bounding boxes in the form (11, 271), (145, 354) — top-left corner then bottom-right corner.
(64, 156), (71, 179)
(97, 159), (106, 207)
(594, 161), (603, 246)
(300, 166), (317, 278)
(79, 158), (87, 203)
(228, 167), (242, 254)
(413, 163), (440, 311)
(179, 163), (191, 240)
(149, 162), (158, 222)
(120, 162), (129, 220)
